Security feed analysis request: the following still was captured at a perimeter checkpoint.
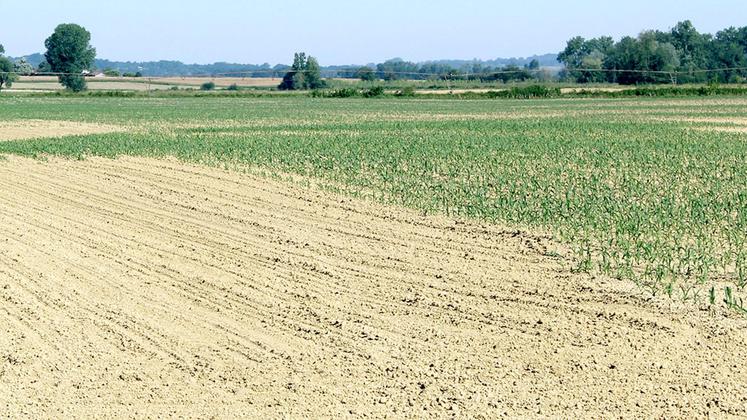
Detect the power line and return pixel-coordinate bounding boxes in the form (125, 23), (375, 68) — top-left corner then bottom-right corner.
(2, 66), (747, 79)
(164, 66), (747, 78)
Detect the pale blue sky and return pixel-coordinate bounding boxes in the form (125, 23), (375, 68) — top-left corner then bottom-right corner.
(3, 0), (746, 65)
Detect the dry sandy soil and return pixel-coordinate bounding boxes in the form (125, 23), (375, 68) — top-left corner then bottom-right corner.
(143, 77), (355, 89)
(1, 156), (746, 418)
(151, 77), (284, 88)
(559, 87), (634, 94)
(655, 116), (747, 134)
(414, 89), (501, 95)
(10, 79), (185, 92)
(412, 87), (636, 95)
(10, 76), (289, 91)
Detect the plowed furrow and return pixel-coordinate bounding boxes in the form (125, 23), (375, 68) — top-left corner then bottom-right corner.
(0, 167), (544, 341)
(1, 155), (746, 419)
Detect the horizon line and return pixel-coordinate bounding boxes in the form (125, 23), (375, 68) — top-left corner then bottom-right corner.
(7, 51), (561, 67)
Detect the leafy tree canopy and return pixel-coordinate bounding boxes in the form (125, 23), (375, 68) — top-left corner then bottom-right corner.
(559, 21), (747, 84)
(0, 56), (17, 91)
(13, 58), (34, 75)
(0, 43), (17, 91)
(278, 52), (326, 90)
(44, 23), (96, 92)
(356, 66), (376, 81)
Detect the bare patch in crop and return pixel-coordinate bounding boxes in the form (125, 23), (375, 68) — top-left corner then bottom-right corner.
(657, 116), (747, 125)
(692, 126), (747, 134)
(0, 119), (124, 141)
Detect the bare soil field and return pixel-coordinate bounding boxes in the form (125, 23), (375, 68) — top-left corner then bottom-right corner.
(658, 116), (747, 125)
(559, 86), (634, 93)
(10, 78), (182, 91)
(6, 82), (67, 91)
(1, 156), (746, 417)
(0, 120), (123, 141)
(693, 126), (747, 134)
(149, 77), (355, 88)
(415, 88), (501, 95)
(411, 87), (636, 95)
(655, 115), (747, 133)
(10, 76), (290, 91)
(151, 77), (284, 87)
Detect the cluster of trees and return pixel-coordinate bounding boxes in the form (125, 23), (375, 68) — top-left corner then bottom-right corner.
(293, 54), (558, 81)
(278, 53), (325, 90)
(6, 53), (281, 78)
(559, 21), (747, 84)
(275, 56), (547, 88)
(101, 68), (143, 77)
(342, 58), (547, 83)
(467, 60), (551, 83)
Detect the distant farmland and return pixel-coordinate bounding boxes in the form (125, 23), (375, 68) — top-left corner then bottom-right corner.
(8, 75), (282, 91)
(7, 75), (361, 91)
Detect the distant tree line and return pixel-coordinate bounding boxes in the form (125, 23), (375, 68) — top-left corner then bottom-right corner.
(335, 58), (547, 82)
(558, 21), (747, 84)
(7, 53), (292, 78)
(273, 55), (549, 88)
(91, 60), (291, 78)
(10, 51), (557, 80)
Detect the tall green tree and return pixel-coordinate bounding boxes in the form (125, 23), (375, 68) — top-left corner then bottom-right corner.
(558, 36), (614, 83)
(304, 56), (325, 89)
(711, 27), (747, 82)
(603, 32), (679, 84)
(0, 44), (17, 91)
(0, 59), (16, 91)
(37, 60), (52, 74)
(376, 58), (419, 81)
(14, 58), (34, 75)
(279, 52), (306, 90)
(278, 52), (326, 90)
(44, 24), (96, 92)
(603, 36), (640, 84)
(356, 66), (376, 81)
(669, 20), (710, 82)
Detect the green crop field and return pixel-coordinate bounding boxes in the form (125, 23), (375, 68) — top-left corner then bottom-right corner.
(2, 95), (746, 307)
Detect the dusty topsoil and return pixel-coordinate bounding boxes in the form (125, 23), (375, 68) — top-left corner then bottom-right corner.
(0, 120), (123, 141)
(0, 156), (746, 418)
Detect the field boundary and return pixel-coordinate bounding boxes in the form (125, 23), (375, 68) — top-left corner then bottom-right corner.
(2, 83), (746, 99)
